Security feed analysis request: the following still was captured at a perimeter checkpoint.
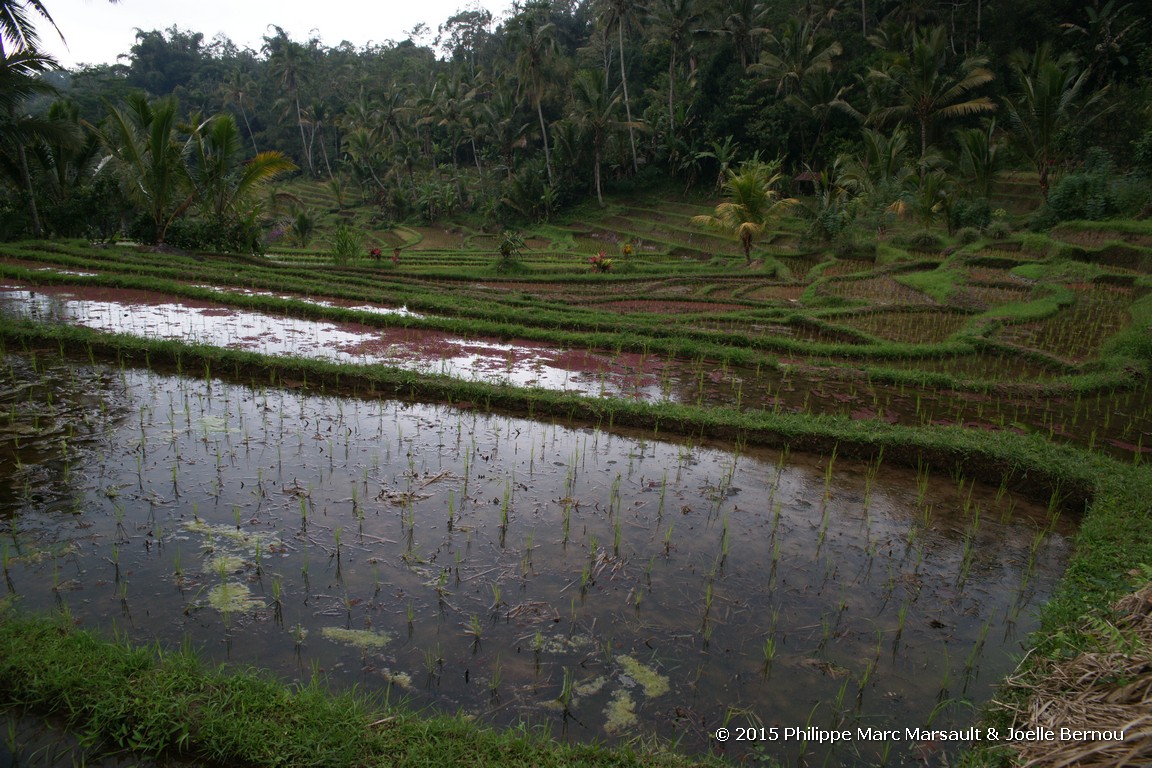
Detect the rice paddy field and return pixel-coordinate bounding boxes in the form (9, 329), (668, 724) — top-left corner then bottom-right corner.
(1, 188), (1150, 766)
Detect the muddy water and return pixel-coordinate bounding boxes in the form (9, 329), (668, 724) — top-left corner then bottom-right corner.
(0, 351), (1072, 765)
(2, 281), (1148, 458)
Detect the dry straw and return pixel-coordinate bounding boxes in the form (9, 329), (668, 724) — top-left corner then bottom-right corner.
(998, 582), (1152, 767)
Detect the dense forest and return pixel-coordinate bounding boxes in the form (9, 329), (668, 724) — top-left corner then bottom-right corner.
(2, 0), (1151, 250)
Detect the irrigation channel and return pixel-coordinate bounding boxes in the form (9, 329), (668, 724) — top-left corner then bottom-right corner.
(2, 279), (1151, 459)
(0, 339), (1075, 765)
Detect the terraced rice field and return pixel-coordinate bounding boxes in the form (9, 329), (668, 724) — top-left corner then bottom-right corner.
(1, 190), (1150, 765)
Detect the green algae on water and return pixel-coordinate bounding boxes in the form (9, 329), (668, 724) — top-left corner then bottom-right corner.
(321, 626), (392, 650)
(604, 690), (637, 733)
(206, 582), (264, 613)
(616, 655), (669, 698)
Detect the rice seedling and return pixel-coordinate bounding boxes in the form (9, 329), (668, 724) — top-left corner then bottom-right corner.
(893, 600), (909, 653)
(489, 655), (502, 699)
(761, 636), (776, 675)
(464, 613), (483, 651)
(423, 644), (443, 684)
(915, 460), (930, 506)
(823, 444), (838, 502)
(558, 667), (575, 717)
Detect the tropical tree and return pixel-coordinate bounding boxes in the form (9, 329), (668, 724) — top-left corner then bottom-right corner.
(219, 67), (259, 153)
(93, 93), (190, 244)
(867, 25), (996, 159)
(692, 158), (796, 264)
(596, 0), (643, 173)
(754, 17), (842, 98)
(694, 134), (740, 192)
(569, 68), (625, 207)
(1002, 44), (1108, 199)
(185, 112), (295, 223)
(0, 46), (68, 235)
(18, 100), (106, 237)
(418, 72), (480, 197)
(647, 0), (707, 136)
(718, 0), (769, 72)
(953, 119), (1003, 199)
(1, 0), (122, 55)
(263, 26), (314, 176)
(506, 1), (558, 187)
(483, 74), (530, 178)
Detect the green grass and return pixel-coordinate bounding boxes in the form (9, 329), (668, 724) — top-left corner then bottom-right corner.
(0, 613), (701, 768)
(893, 267), (963, 303)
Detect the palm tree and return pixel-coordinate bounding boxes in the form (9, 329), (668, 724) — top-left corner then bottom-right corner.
(569, 68), (624, 207)
(1002, 44), (1108, 199)
(185, 112), (296, 223)
(755, 17), (842, 98)
(19, 100), (102, 236)
(1, 1), (119, 237)
(647, 0), (707, 137)
(867, 25), (995, 159)
(263, 26), (314, 176)
(219, 68), (259, 154)
(718, 0), (769, 72)
(0, 46), (66, 236)
(419, 73), (480, 198)
(507, 2), (557, 187)
(483, 74), (530, 179)
(596, 0), (643, 174)
(953, 119), (1003, 199)
(692, 159), (797, 264)
(94, 93), (191, 245)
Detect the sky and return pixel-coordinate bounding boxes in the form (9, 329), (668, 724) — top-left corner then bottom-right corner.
(38, 0), (517, 69)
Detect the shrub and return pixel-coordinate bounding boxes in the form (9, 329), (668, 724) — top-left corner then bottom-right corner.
(498, 230), (525, 266)
(329, 223), (360, 264)
(160, 215), (267, 255)
(292, 210), (315, 248)
(1045, 148), (1152, 222)
(955, 227), (981, 245)
(902, 230), (944, 250)
(986, 221), (1012, 240)
(948, 197), (991, 232)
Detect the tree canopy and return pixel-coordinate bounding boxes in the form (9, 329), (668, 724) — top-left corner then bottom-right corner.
(0, 0), (1149, 241)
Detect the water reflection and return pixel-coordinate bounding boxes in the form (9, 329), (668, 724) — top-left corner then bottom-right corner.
(0, 352), (1072, 765)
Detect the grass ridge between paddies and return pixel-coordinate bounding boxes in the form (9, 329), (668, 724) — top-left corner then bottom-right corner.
(0, 612), (706, 768)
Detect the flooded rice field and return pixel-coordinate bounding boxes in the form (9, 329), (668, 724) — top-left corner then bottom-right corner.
(0, 280), (1149, 458)
(0, 350), (1074, 765)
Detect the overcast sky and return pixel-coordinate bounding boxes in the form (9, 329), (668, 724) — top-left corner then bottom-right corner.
(38, 0), (517, 68)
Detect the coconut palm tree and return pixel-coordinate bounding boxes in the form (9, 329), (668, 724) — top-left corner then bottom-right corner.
(185, 112), (296, 223)
(569, 68), (625, 207)
(263, 26), (314, 176)
(647, 0), (707, 137)
(1002, 44), (1108, 199)
(755, 17), (843, 98)
(94, 93), (191, 245)
(718, 0), (769, 72)
(507, 2), (557, 187)
(692, 159), (797, 264)
(953, 119), (1003, 199)
(0, 46), (72, 236)
(596, 0), (643, 174)
(219, 68), (259, 154)
(867, 25), (995, 159)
